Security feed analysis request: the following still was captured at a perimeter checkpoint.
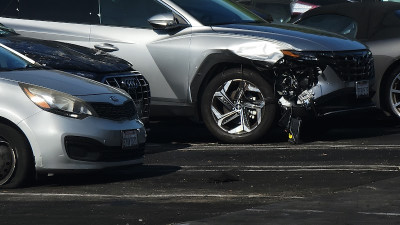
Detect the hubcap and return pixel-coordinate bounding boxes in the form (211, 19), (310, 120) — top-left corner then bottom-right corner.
(211, 79), (266, 134)
(390, 73), (400, 118)
(0, 141), (16, 185)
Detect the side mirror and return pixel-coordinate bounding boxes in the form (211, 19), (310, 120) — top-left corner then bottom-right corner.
(148, 12), (187, 30)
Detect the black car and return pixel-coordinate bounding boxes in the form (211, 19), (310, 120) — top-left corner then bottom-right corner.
(0, 24), (151, 123)
(295, 2), (400, 119)
(234, 0), (379, 23)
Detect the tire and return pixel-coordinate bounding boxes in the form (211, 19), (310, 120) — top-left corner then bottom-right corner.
(201, 68), (277, 143)
(383, 67), (400, 120)
(0, 124), (35, 188)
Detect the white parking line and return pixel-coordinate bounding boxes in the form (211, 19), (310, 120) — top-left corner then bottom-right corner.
(179, 165), (400, 172)
(358, 212), (400, 216)
(0, 192), (304, 200)
(247, 209), (400, 217)
(146, 144), (400, 151)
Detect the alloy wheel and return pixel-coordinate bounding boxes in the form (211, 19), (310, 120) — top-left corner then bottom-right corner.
(390, 73), (400, 118)
(211, 79), (266, 134)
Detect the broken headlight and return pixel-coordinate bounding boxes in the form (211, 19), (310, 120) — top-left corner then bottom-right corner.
(275, 50), (322, 103)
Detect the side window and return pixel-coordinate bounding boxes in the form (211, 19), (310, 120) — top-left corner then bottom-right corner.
(371, 9), (400, 40)
(99, 0), (171, 28)
(297, 14), (358, 39)
(0, 0), (18, 18)
(19, 0), (99, 24)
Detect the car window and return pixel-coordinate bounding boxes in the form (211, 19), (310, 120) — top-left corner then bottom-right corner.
(370, 9), (400, 40)
(297, 14), (358, 39)
(19, 0), (99, 24)
(170, 0), (264, 26)
(99, 0), (170, 29)
(0, 46), (31, 71)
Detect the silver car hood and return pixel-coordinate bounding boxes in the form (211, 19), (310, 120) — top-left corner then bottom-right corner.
(0, 69), (119, 96)
(212, 23), (367, 51)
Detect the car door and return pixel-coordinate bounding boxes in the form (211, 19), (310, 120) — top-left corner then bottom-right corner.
(90, 0), (192, 106)
(0, 0), (96, 48)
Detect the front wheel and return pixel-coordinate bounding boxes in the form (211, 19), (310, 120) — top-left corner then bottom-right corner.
(0, 124), (35, 188)
(383, 67), (400, 120)
(201, 68), (276, 143)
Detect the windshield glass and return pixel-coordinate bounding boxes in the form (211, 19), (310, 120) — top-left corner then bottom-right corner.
(169, 0), (265, 26)
(0, 46), (33, 71)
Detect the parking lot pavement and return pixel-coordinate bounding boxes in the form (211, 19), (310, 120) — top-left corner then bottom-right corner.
(178, 174), (400, 225)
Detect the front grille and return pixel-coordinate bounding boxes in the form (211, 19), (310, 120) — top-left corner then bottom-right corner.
(319, 50), (374, 82)
(104, 71), (151, 123)
(65, 136), (145, 162)
(90, 100), (136, 121)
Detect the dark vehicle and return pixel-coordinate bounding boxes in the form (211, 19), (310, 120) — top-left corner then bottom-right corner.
(235, 0), (379, 23)
(234, 0), (292, 22)
(290, 0), (379, 18)
(0, 24), (151, 124)
(295, 2), (400, 119)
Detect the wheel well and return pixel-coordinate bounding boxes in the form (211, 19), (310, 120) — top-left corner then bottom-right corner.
(379, 60), (400, 110)
(195, 63), (274, 121)
(0, 117), (34, 157)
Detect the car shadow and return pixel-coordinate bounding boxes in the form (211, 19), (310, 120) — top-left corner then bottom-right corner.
(146, 110), (400, 145)
(34, 164), (181, 187)
(300, 110), (400, 143)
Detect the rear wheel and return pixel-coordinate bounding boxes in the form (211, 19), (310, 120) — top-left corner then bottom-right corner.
(201, 68), (276, 143)
(0, 124), (35, 188)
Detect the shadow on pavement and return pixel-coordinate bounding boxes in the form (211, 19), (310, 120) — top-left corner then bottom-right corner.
(34, 165), (181, 187)
(147, 110), (400, 144)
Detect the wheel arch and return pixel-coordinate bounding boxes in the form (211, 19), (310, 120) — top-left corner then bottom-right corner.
(0, 116), (36, 165)
(190, 51), (275, 120)
(379, 59), (400, 110)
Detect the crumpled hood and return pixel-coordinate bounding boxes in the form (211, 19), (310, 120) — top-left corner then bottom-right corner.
(212, 23), (367, 51)
(0, 69), (120, 96)
(0, 36), (133, 73)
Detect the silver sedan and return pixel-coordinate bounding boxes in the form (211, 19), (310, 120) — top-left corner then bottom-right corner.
(0, 43), (146, 188)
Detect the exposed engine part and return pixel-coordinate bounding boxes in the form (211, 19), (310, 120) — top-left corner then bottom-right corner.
(274, 57), (322, 144)
(274, 58), (320, 101)
(278, 106), (302, 144)
(297, 89), (314, 108)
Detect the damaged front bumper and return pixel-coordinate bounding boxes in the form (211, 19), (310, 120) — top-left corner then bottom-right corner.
(273, 50), (375, 142)
(275, 50), (375, 116)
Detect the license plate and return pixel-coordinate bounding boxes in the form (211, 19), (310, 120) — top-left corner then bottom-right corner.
(356, 80), (369, 98)
(122, 130), (138, 149)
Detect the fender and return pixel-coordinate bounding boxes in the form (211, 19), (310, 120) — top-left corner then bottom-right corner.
(190, 50), (272, 104)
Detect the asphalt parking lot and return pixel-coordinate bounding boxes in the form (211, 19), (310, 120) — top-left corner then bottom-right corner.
(1, 111), (400, 225)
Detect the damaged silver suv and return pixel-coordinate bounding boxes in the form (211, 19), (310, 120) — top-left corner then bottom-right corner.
(0, 0), (375, 143)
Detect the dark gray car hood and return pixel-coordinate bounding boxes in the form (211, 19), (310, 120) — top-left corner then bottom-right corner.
(212, 23), (367, 51)
(0, 36), (133, 74)
(0, 69), (119, 96)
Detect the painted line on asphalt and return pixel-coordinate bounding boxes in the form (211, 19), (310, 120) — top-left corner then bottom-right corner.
(146, 144), (400, 151)
(179, 165), (400, 172)
(246, 209), (400, 217)
(0, 192), (304, 200)
(358, 211), (400, 216)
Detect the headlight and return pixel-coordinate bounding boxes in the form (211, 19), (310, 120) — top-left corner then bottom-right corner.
(281, 50), (318, 61)
(20, 83), (96, 119)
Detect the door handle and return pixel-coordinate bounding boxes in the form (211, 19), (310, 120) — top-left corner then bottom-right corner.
(94, 43), (119, 52)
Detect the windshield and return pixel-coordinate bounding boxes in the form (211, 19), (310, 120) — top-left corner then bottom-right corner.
(169, 0), (265, 26)
(0, 46), (33, 71)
